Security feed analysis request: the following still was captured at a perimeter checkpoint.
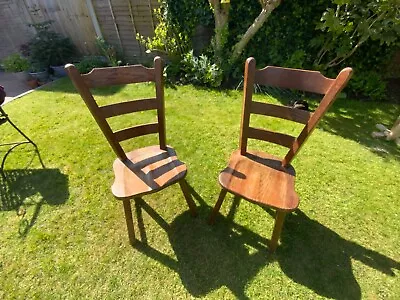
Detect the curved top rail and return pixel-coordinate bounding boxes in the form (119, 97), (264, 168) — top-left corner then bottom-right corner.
(255, 65), (335, 94)
(81, 64), (156, 88)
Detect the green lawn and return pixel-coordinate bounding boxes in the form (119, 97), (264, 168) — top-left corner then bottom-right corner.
(0, 79), (399, 299)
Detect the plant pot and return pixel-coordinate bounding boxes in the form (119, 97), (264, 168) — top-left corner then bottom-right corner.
(27, 79), (39, 89)
(12, 71), (31, 82)
(29, 70), (49, 82)
(50, 65), (67, 77)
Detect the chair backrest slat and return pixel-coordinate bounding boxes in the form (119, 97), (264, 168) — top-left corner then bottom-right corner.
(250, 101), (311, 124)
(82, 65), (155, 88)
(66, 57), (166, 161)
(114, 123), (159, 142)
(282, 68), (353, 165)
(240, 57), (353, 167)
(255, 66), (335, 94)
(247, 127), (295, 148)
(100, 98), (158, 118)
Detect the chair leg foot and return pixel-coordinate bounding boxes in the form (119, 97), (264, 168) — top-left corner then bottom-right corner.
(122, 199), (135, 245)
(208, 189), (228, 225)
(179, 179), (198, 217)
(269, 210), (286, 253)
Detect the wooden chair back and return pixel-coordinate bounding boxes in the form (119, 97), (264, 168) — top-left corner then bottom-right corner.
(65, 57), (166, 162)
(240, 57), (353, 167)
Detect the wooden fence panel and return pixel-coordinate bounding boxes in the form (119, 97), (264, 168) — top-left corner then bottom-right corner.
(23, 0), (98, 54)
(93, 0), (159, 62)
(0, 0), (158, 61)
(92, 0), (122, 55)
(0, 0), (36, 60)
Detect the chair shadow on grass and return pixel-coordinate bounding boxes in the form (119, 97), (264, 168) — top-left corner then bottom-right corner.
(318, 100), (400, 160)
(276, 209), (400, 299)
(0, 146), (69, 236)
(131, 183), (400, 300)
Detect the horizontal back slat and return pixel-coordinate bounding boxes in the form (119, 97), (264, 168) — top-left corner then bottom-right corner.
(114, 123), (159, 142)
(82, 65), (156, 88)
(247, 127), (295, 148)
(250, 101), (311, 124)
(255, 66), (335, 94)
(100, 98), (158, 118)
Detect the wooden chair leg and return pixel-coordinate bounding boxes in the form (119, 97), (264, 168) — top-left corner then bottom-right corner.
(208, 189), (228, 225)
(269, 210), (286, 252)
(179, 179), (198, 217)
(122, 199), (135, 245)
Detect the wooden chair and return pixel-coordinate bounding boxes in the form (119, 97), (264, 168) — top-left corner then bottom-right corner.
(209, 57), (352, 252)
(65, 57), (197, 244)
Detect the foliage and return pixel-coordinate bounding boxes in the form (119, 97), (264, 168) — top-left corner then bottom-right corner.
(227, 0), (398, 100)
(165, 0), (214, 37)
(312, 0), (400, 70)
(143, 0), (398, 100)
(180, 51), (223, 87)
(28, 61), (47, 73)
(136, 7), (190, 61)
(28, 21), (77, 67)
(19, 43), (31, 58)
(76, 56), (110, 74)
(137, 1), (217, 86)
(1, 53), (30, 72)
(95, 37), (122, 67)
(230, 0), (330, 77)
(347, 70), (387, 101)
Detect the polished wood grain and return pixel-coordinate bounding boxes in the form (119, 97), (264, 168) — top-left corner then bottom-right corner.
(112, 145), (187, 199)
(219, 150), (299, 211)
(254, 66), (335, 94)
(82, 64), (156, 88)
(114, 123), (159, 142)
(239, 57), (255, 155)
(123, 198), (136, 244)
(155, 56), (167, 150)
(66, 56), (197, 245)
(210, 57), (353, 252)
(65, 63), (127, 159)
(282, 67), (353, 166)
(250, 101), (311, 124)
(100, 98), (158, 118)
(247, 127), (295, 148)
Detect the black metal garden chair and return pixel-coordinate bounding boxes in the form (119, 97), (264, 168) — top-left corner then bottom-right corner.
(0, 86), (38, 178)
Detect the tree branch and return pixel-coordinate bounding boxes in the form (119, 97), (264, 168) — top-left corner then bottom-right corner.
(324, 11), (387, 68)
(230, 0), (281, 63)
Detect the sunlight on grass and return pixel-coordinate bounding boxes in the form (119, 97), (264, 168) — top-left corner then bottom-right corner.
(0, 78), (399, 298)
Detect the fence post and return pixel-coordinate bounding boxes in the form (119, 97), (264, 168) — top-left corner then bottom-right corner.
(85, 0), (103, 38)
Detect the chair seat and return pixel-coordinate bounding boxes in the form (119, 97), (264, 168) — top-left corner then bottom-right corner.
(219, 150), (299, 211)
(112, 145), (187, 199)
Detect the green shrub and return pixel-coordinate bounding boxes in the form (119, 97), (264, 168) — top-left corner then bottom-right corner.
(150, 0), (398, 100)
(28, 61), (47, 73)
(95, 37), (122, 66)
(180, 51), (223, 87)
(2, 54), (30, 72)
(28, 21), (77, 67)
(348, 71), (387, 102)
(136, 7), (190, 62)
(76, 56), (110, 74)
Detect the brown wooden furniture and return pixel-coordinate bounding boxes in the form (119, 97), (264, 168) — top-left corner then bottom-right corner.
(66, 57), (197, 244)
(209, 57), (352, 252)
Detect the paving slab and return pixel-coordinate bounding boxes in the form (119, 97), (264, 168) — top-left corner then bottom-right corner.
(0, 71), (33, 105)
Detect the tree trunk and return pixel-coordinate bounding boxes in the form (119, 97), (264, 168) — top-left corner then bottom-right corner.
(211, 1), (230, 63)
(230, 0), (281, 64)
